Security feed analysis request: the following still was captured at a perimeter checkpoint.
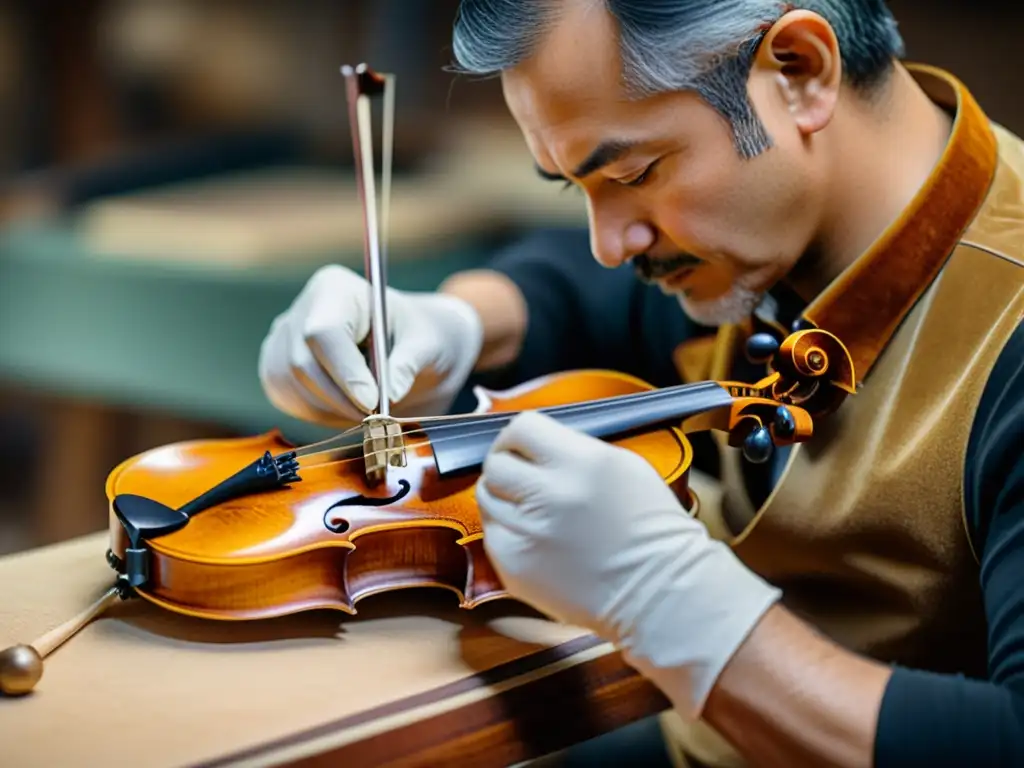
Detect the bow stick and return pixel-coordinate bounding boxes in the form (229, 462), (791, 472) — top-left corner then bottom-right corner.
(341, 63), (406, 486)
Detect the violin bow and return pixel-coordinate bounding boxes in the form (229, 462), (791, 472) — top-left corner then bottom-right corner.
(341, 63), (407, 486)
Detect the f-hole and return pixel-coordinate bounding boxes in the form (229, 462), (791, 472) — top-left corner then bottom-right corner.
(323, 480), (411, 534)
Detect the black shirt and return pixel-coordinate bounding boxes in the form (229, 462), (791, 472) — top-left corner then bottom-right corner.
(464, 227), (1024, 766)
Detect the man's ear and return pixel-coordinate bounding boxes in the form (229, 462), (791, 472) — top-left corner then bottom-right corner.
(754, 10), (841, 135)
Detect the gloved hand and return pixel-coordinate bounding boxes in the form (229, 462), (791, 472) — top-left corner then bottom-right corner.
(475, 410), (782, 719)
(259, 264), (483, 427)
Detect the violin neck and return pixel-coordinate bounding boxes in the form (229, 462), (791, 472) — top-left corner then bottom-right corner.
(425, 381), (735, 477)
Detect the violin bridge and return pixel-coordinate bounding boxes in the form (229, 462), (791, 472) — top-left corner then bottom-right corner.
(362, 415), (406, 485)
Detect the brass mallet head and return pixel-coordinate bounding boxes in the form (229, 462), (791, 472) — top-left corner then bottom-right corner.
(0, 644), (43, 696)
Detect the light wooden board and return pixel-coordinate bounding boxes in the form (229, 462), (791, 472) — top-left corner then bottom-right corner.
(0, 532), (668, 767)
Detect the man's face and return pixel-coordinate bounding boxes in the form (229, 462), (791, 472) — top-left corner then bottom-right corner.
(500, 4), (832, 325)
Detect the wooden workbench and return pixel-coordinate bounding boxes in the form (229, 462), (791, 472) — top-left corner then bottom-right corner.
(0, 532), (669, 767)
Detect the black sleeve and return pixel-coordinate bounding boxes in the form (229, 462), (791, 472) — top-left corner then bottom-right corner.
(873, 320), (1024, 766)
(464, 227), (713, 391)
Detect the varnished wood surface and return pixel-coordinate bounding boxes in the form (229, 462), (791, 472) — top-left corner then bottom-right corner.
(0, 533), (670, 767)
(103, 370), (694, 622)
(201, 637), (667, 768)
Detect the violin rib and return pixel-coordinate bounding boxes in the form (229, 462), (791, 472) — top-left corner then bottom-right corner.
(104, 371), (701, 621)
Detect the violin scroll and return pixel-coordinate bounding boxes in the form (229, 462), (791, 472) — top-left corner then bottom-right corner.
(744, 327), (857, 418)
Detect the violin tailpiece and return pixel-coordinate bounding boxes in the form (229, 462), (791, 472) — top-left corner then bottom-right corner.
(109, 451), (302, 589)
(176, 450), (301, 519)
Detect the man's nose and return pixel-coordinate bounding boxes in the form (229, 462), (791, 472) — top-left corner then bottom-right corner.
(590, 220), (657, 268)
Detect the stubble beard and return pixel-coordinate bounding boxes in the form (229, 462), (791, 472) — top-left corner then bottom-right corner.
(632, 252), (767, 327)
(674, 281), (764, 327)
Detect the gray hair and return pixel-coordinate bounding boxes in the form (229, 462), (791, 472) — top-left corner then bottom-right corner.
(451, 0), (905, 158)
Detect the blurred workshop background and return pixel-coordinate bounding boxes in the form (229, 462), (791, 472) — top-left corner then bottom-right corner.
(0, 1), (1020, 556)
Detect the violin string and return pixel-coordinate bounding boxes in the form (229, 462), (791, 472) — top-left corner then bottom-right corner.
(287, 375), (792, 475)
(406, 377), (771, 438)
(290, 400), (667, 468)
(281, 373), (791, 480)
(293, 388), (789, 477)
(408, 384), (697, 434)
(292, 379), (739, 462)
(291, 388), (739, 474)
(292, 421), (532, 471)
(290, 418), (580, 474)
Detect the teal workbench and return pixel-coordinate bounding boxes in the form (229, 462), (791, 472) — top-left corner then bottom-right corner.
(0, 218), (498, 444)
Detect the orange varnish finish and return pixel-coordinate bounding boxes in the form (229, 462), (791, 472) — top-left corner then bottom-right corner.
(105, 371), (695, 622)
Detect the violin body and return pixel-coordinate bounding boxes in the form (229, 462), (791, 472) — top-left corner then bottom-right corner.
(105, 370), (697, 622)
(101, 57), (849, 627)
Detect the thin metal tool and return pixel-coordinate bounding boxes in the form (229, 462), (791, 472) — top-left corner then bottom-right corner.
(340, 63), (405, 485)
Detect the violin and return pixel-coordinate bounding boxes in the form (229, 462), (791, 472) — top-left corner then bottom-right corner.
(0, 64), (856, 697)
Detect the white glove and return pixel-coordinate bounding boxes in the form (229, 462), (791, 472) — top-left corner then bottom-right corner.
(259, 264), (483, 427)
(475, 410), (781, 719)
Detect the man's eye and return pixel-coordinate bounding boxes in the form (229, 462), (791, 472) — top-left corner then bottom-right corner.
(619, 159), (660, 187)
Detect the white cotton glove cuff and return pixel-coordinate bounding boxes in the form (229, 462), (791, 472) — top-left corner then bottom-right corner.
(611, 538), (781, 721)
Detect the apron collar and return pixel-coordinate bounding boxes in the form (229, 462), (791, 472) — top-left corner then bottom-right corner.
(795, 64), (999, 385)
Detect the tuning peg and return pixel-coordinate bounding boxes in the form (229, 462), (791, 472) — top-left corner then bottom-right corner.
(773, 406), (796, 439)
(742, 425), (773, 464)
(745, 332), (780, 364)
